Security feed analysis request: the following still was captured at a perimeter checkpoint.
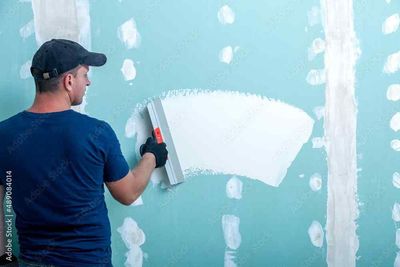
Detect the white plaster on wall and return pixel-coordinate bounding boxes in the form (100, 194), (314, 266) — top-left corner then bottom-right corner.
(321, 0), (360, 265)
(306, 69), (326, 85)
(226, 176), (243, 200)
(118, 18), (141, 49)
(308, 220), (324, 247)
(117, 217), (146, 267)
(125, 90), (314, 187)
(218, 5), (235, 25)
(382, 14), (400, 35)
(387, 84), (400, 101)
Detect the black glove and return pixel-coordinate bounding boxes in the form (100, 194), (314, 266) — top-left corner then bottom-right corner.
(140, 137), (168, 168)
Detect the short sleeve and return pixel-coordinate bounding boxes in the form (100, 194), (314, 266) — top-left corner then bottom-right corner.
(102, 122), (130, 183)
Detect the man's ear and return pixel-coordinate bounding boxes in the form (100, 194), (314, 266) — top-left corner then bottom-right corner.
(63, 73), (74, 92)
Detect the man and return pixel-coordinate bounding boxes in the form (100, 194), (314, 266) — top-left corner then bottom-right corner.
(0, 39), (168, 266)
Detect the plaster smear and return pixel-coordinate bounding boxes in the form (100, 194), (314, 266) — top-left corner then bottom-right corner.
(309, 173), (322, 191)
(222, 215), (241, 250)
(391, 113), (400, 132)
(121, 59), (137, 81)
(382, 14), (400, 35)
(118, 18), (141, 49)
(321, 0), (360, 265)
(219, 46), (234, 64)
(393, 172), (400, 189)
(125, 90), (314, 187)
(387, 84), (400, 101)
(313, 106), (325, 120)
(306, 69), (326, 85)
(308, 38), (326, 61)
(392, 139), (400, 151)
(31, 0), (91, 114)
(384, 51), (400, 74)
(218, 5), (235, 25)
(224, 251), (237, 267)
(308, 220), (324, 247)
(226, 176), (243, 199)
(312, 137), (325, 149)
(397, 229), (400, 249)
(393, 203), (400, 222)
(20, 60), (32, 80)
(20, 19), (35, 40)
(117, 217), (146, 267)
(396, 252), (400, 267)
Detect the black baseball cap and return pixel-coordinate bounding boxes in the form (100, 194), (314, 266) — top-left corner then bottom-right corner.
(31, 39), (107, 81)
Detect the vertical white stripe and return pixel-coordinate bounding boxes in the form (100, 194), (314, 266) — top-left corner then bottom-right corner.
(321, 0), (360, 266)
(31, 0), (91, 114)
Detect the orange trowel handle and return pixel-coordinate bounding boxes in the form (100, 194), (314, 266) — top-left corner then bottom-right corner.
(153, 128), (164, 144)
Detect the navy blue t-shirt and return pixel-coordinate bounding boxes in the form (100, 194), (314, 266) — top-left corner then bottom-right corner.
(0, 109), (130, 266)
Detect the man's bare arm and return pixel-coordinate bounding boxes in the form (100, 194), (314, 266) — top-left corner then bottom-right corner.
(106, 153), (156, 205)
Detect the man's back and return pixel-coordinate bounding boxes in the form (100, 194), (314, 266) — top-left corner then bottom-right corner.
(0, 109), (129, 266)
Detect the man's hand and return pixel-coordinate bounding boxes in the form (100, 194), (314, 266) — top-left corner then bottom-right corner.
(140, 137), (168, 168)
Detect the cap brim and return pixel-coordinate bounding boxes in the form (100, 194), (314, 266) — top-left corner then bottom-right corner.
(82, 52), (107, 67)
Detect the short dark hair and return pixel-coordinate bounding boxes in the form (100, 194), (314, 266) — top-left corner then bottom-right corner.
(34, 66), (79, 93)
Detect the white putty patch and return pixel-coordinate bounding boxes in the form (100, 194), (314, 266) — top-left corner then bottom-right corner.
(226, 176), (243, 200)
(20, 60), (32, 80)
(117, 217), (146, 267)
(308, 6), (321, 26)
(308, 220), (324, 247)
(219, 46), (238, 64)
(222, 215), (241, 250)
(308, 38), (325, 61)
(224, 250), (237, 267)
(125, 90), (314, 187)
(387, 84), (400, 101)
(396, 229), (400, 249)
(218, 5), (235, 25)
(382, 14), (400, 35)
(312, 137), (325, 149)
(384, 51), (400, 74)
(391, 113), (400, 132)
(393, 172), (400, 189)
(395, 252), (400, 267)
(309, 173), (322, 191)
(306, 69), (326, 85)
(313, 106), (325, 120)
(118, 18), (141, 49)
(391, 139), (400, 151)
(130, 196), (143, 206)
(393, 203), (400, 222)
(121, 59), (137, 81)
(20, 19), (35, 39)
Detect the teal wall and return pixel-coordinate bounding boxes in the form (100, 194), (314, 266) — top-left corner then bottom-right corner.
(0, 0), (331, 266)
(355, 1), (400, 266)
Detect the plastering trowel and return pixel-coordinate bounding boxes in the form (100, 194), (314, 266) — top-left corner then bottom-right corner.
(147, 98), (184, 185)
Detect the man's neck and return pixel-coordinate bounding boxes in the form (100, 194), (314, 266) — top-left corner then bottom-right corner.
(27, 92), (71, 113)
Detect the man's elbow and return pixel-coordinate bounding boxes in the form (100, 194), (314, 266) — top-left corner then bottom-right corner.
(117, 193), (140, 206)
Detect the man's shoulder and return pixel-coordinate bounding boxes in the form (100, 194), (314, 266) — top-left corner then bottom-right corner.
(71, 111), (114, 136)
(71, 110), (109, 127)
(0, 112), (23, 129)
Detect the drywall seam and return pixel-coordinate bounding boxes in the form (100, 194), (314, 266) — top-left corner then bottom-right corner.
(321, 0), (360, 266)
(31, 0), (91, 114)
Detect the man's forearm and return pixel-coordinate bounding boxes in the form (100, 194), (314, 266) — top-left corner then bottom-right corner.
(130, 153), (156, 200)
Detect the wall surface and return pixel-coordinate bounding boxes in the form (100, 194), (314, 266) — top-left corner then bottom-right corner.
(0, 0), (396, 266)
